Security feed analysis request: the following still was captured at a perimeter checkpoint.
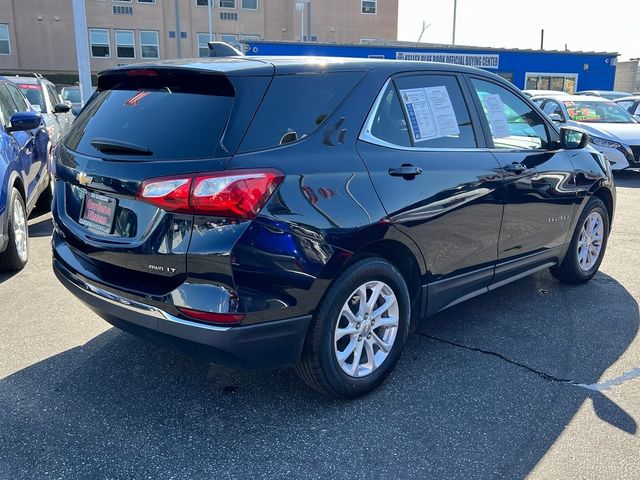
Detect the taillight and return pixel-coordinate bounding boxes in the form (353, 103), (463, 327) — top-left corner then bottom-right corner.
(137, 169), (284, 219)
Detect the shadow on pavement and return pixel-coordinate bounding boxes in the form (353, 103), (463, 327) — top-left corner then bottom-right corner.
(0, 270), (637, 479)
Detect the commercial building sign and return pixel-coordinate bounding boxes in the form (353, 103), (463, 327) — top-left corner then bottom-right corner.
(396, 52), (500, 69)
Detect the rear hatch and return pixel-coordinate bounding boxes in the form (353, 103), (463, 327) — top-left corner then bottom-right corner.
(53, 65), (272, 294)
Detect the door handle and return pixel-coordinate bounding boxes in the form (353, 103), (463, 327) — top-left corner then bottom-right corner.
(503, 162), (527, 174)
(388, 165), (423, 179)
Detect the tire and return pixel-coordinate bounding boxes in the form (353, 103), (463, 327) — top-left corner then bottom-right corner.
(550, 197), (609, 284)
(0, 188), (29, 271)
(296, 257), (410, 398)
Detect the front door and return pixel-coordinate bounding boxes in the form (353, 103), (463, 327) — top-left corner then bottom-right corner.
(467, 77), (577, 285)
(357, 73), (505, 314)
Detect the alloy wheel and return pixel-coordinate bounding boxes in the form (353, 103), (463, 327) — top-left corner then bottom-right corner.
(12, 197), (28, 263)
(334, 281), (399, 378)
(577, 211), (604, 271)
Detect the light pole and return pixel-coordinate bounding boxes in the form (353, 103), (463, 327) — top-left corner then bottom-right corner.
(452, 0), (457, 45)
(208, 0), (213, 40)
(296, 0), (311, 42)
(71, 0), (92, 104)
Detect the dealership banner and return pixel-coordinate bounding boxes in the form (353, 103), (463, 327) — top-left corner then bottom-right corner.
(395, 52), (500, 69)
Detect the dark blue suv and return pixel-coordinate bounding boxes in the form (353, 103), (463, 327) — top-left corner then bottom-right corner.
(0, 77), (50, 271)
(52, 58), (615, 397)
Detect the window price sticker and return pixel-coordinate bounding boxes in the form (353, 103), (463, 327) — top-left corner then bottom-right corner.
(400, 86), (460, 142)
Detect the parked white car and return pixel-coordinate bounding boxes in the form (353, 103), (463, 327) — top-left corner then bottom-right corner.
(522, 89), (570, 98)
(533, 94), (640, 170)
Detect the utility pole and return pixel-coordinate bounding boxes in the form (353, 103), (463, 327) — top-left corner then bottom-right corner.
(307, 1), (312, 42)
(71, 0), (92, 104)
(174, 0), (181, 58)
(208, 0), (213, 40)
(452, 0), (457, 45)
(540, 29), (544, 50)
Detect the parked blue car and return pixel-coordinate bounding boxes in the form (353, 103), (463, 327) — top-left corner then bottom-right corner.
(0, 76), (50, 271)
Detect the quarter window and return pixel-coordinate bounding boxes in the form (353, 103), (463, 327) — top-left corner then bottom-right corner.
(239, 72), (365, 152)
(89, 28), (110, 58)
(140, 30), (159, 59)
(197, 33), (214, 57)
(115, 30), (135, 58)
(471, 78), (550, 150)
(392, 74), (477, 148)
(241, 0), (258, 9)
(0, 24), (10, 55)
(362, 0), (376, 14)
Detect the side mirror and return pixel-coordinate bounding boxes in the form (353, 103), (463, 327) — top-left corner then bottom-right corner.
(548, 113), (563, 123)
(560, 127), (589, 150)
(6, 111), (42, 133)
(54, 102), (71, 114)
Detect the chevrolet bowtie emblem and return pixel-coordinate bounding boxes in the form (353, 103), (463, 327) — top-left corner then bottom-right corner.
(76, 171), (93, 186)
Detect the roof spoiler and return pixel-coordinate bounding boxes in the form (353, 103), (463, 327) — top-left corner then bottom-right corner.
(207, 41), (243, 57)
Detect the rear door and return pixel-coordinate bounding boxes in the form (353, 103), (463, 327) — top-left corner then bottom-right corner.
(357, 72), (505, 314)
(466, 76), (577, 285)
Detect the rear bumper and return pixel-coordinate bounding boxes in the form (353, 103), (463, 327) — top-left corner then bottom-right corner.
(53, 258), (311, 369)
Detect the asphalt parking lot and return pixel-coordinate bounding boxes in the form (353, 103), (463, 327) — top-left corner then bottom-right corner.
(1, 172), (639, 480)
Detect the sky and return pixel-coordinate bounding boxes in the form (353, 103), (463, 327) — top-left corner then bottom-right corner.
(398, 0), (640, 60)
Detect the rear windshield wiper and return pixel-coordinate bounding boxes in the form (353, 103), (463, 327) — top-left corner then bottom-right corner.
(90, 138), (153, 156)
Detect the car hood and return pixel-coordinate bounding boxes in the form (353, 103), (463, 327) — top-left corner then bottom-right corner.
(567, 120), (640, 143)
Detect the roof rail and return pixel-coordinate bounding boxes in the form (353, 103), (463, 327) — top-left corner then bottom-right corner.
(207, 41), (243, 57)
(22, 72), (43, 79)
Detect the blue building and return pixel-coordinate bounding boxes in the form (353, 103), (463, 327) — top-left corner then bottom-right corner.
(244, 41), (618, 93)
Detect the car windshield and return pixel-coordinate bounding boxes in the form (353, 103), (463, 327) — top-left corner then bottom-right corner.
(17, 84), (46, 112)
(562, 100), (636, 123)
(62, 88), (81, 103)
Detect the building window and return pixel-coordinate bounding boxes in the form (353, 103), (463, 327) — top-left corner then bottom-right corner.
(0, 24), (10, 55)
(219, 0), (236, 8)
(115, 29), (135, 58)
(241, 34), (260, 41)
(241, 0), (258, 9)
(89, 28), (110, 58)
(140, 30), (159, 59)
(197, 33), (214, 57)
(525, 73), (578, 93)
(361, 0), (376, 14)
(137, 0), (156, 3)
(196, 0), (212, 5)
(220, 12), (238, 20)
(220, 34), (239, 49)
(112, 5), (134, 14)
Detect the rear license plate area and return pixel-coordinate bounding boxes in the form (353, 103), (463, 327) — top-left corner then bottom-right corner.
(79, 191), (118, 234)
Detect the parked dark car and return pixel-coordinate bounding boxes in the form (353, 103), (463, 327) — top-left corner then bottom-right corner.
(0, 76), (50, 271)
(51, 57), (615, 398)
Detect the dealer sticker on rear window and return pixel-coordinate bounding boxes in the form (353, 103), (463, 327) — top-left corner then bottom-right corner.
(399, 86), (460, 142)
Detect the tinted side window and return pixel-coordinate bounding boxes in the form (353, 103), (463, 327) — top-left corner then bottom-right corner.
(394, 74), (477, 148)
(47, 84), (62, 106)
(472, 78), (550, 150)
(0, 84), (18, 126)
(5, 83), (29, 112)
(239, 72), (365, 152)
(368, 82), (411, 147)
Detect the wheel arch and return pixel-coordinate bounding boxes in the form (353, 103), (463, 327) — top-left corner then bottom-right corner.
(337, 237), (426, 329)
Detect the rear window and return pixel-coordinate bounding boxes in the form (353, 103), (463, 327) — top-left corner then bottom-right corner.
(238, 71), (365, 152)
(18, 84), (46, 112)
(64, 71), (235, 160)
